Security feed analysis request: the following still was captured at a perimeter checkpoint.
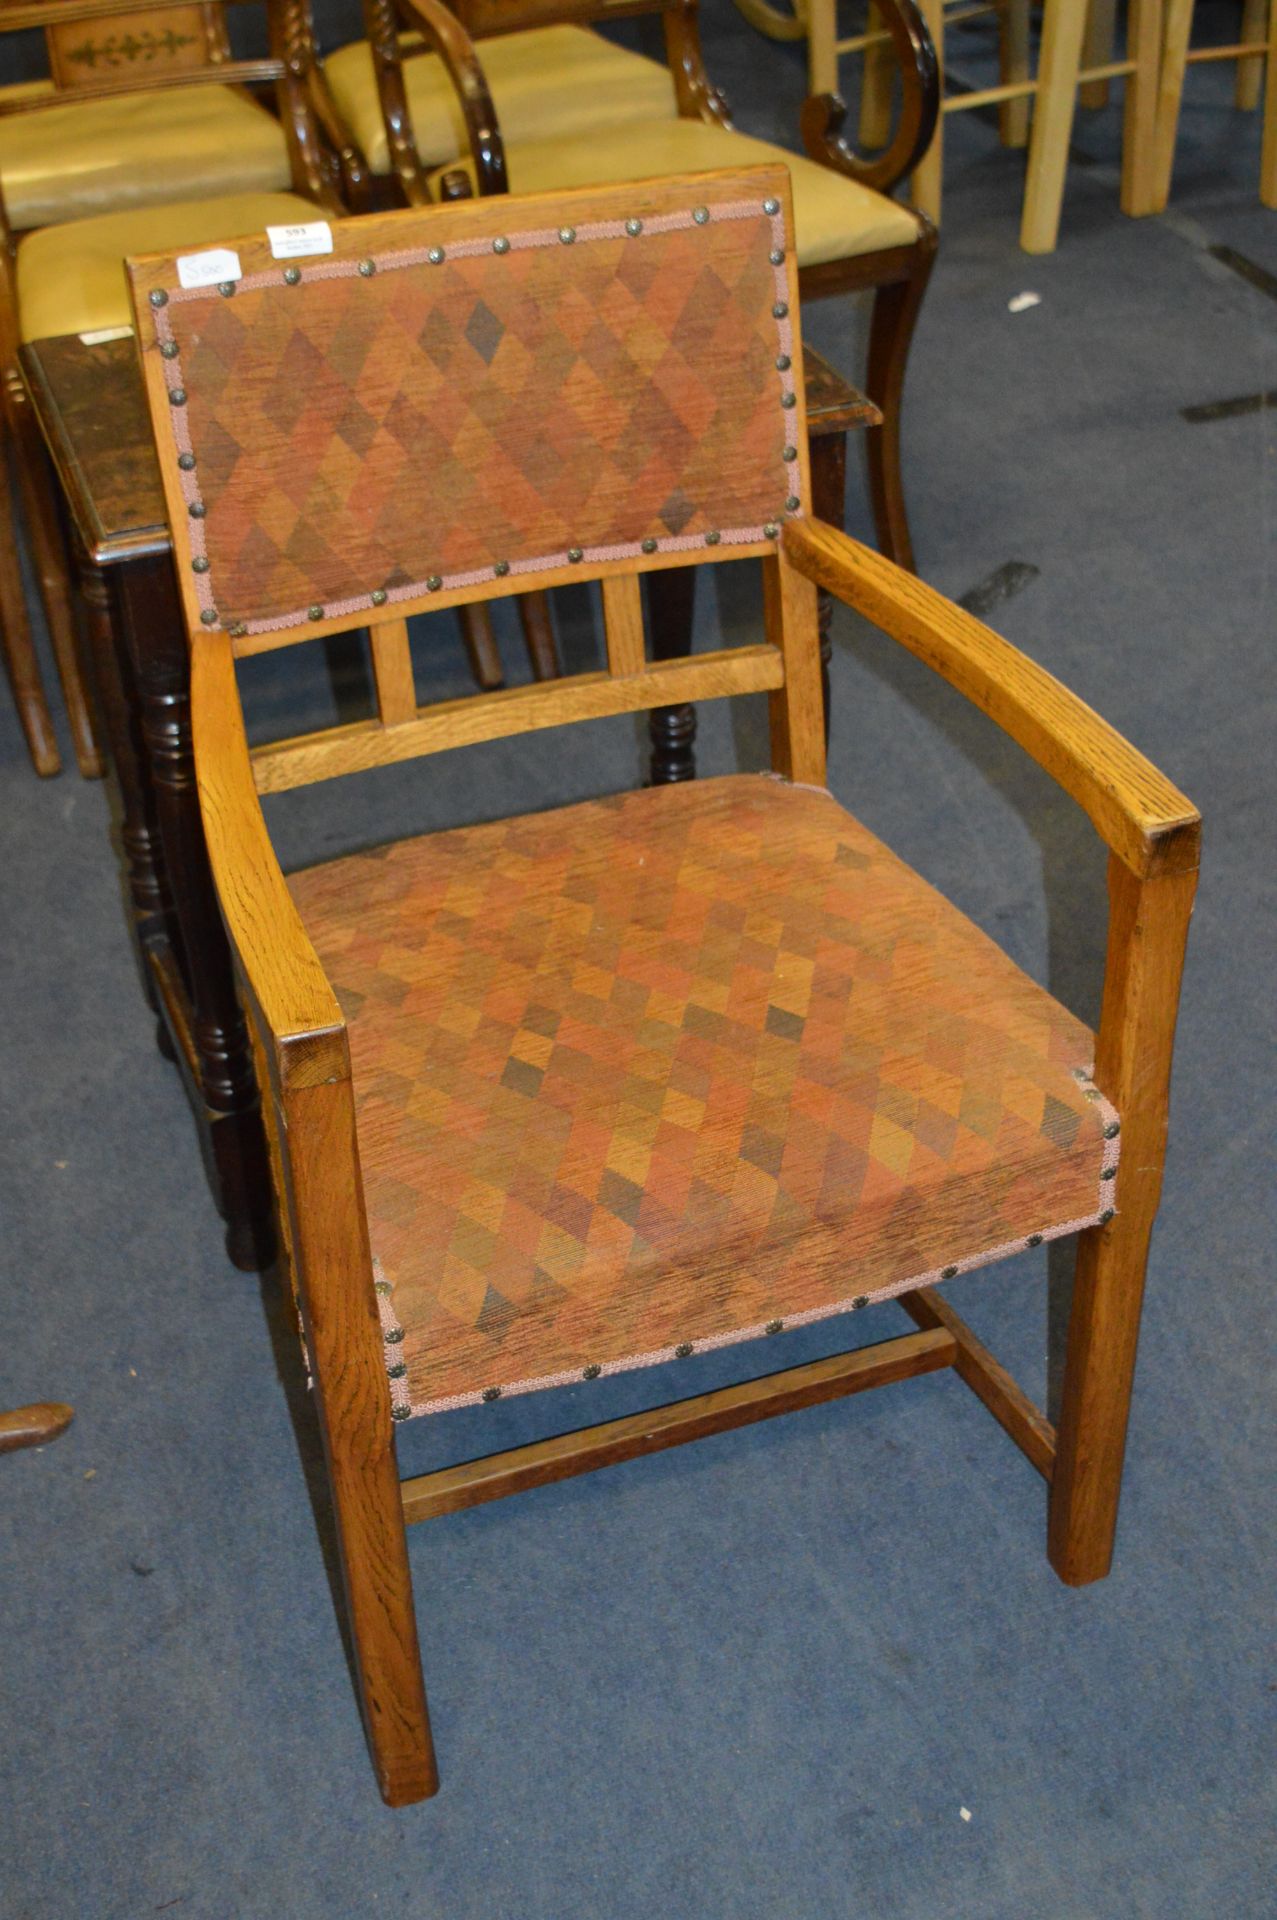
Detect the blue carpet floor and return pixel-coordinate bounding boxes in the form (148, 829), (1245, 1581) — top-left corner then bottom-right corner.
(2, 6), (1274, 1915)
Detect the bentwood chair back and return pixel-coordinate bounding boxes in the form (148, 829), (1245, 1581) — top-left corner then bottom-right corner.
(127, 166), (1198, 1805)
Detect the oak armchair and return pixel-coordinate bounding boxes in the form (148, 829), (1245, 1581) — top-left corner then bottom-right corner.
(127, 167), (1198, 1806)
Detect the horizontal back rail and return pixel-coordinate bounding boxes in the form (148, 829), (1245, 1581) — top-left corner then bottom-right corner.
(0, 57), (283, 109)
(0, 0), (253, 24)
(251, 642), (783, 792)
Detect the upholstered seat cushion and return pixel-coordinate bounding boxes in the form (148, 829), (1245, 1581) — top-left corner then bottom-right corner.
(325, 24), (677, 177)
(0, 86), (291, 233)
(15, 191), (323, 342)
(432, 116), (921, 267)
(288, 776), (1119, 1419)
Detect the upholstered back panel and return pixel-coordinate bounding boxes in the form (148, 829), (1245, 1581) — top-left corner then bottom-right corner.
(127, 166), (805, 647)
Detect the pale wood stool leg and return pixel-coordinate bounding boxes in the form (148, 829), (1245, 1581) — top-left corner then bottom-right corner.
(858, 0), (896, 148)
(1123, 0), (1171, 213)
(1237, 0), (1266, 108)
(911, 0), (946, 222)
(1260, 0), (1277, 203)
(1000, 0), (1033, 146)
(1079, 0), (1118, 105)
(1021, 0), (1088, 251)
(1048, 856), (1197, 1586)
(808, 0), (839, 100)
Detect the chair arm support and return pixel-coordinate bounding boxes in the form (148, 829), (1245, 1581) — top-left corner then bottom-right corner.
(191, 632), (348, 1087)
(800, 0), (939, 196)
(302, 62), (373, 211)
(783, 518), (1200, 879)
(378, 0), (507, 200)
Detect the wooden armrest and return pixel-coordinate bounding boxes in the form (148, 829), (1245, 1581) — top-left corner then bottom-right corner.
(784, 519), (1200, 879)
(371, 0), (507, 200)
(303, 63), (372, 210)
(192, 632), (347, 1085)
(801, 0), (939, 197)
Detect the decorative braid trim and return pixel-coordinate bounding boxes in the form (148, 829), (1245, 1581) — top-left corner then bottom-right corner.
(375, 1074), (1121, 1423)
(150, 197), (800, 639)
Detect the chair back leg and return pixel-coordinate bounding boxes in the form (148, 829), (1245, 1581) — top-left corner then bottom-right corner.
(0, 426), (60, 774)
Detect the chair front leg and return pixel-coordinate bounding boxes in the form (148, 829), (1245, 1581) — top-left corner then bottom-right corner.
(1049, 852), (1198, 1585)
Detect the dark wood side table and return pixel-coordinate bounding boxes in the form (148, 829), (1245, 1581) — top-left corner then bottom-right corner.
(20, 334), (274, 1273)
(18, 335), (877, 1269)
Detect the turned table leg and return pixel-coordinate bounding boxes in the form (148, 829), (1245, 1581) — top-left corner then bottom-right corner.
(116, 553), (275, 1273)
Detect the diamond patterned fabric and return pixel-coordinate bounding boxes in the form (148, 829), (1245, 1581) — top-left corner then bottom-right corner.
(287, 777), (1120, 1418)
(149, 199), (796, 635)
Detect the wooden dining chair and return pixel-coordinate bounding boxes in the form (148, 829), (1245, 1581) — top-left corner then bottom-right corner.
(127, 165), (1199, 1806)
(330, 0), (940, 576)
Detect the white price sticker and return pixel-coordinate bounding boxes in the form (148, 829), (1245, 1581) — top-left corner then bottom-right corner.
(176, 248), (242, 290)
(267, 221), (334, 260)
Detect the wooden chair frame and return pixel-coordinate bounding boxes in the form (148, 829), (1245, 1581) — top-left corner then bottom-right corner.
(1148, 0), (1277, 211)
(349, 0), (940, 573)
(127, 173), (1198, 1807)
(0, 0), (353, 778)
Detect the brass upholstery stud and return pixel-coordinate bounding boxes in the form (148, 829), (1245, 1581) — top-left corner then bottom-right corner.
(375, 1281), (392, 1296)
(494, 560), (510, 577)
(769, 248), (784, 266)
(168, 387), (187, 407)
(582, 1363), (601, 1380)
(559, 226), (576, 244)
(763, 196), (780, 215)
(188, 502), (205, 519)
(391, 1405), (411, 1422)
(567, 546), (584, 563)
(199, 608), (218, 626)
(192, 556), (209, 574)
(786, 495), (800, 512)
(283, 265), (301, 286)
(228, 622), (247, 638)
(428, 246), (444, 264)
(308, 603), (324, 620)
(426, 575), (442, 592)
(674, 1342), (694, 1358)
(765, 1319), (783, 1335)
(385, 1326), (405, 1345)
(772, 301), (788, 320)
(388, 1362), (407, 1379)
(1100, 1208), (1115, 1225)
(776, 354), (791, 372)
(852, 1295), (869, 1310)
(783, 444), (798, 462)
(1027, 1234), (1044, 1248)
(625, 217), (643, 237)
(781, 392), (797, 410)
(641, 537), (658, 554)
(482, 1386), (502, 1402)
(178, 453), (195, 472)
(1104, 1121), (1120, 1139)
(160, 340), (179, 360)
(371, 588), (388, 607)
(1102, 1166), (1117, 1181)
(763, 522), (780, 539)
(217, 281), (236, 298)
(942, 1264), (958, 1279)
(692, 205), (710, 225)
(705, 529), (721, 545)
(149, 288), (168, 308)
(358, 257), (376, 277)
(492, 236), (510, 255)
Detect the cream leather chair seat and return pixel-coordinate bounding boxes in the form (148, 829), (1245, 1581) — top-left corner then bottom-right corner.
(0, 85), (292, 233)
(433, 118), (921, 269)
(16, 191), (322, 342)
(325, 23), (677, 177)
